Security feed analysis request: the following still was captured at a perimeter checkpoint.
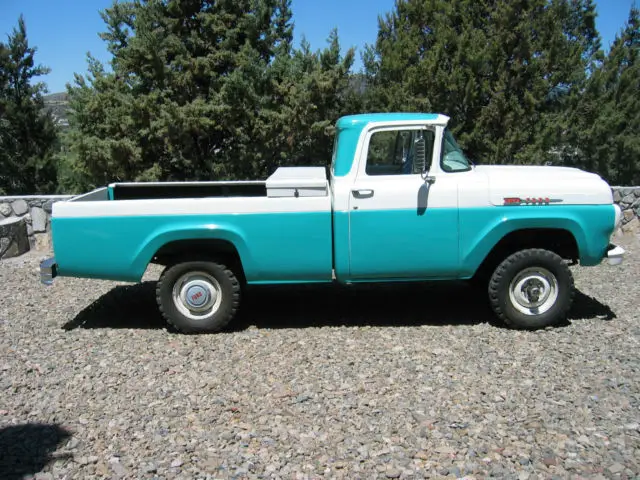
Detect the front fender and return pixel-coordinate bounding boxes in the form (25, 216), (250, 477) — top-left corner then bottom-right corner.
(459, 205), (616, 276)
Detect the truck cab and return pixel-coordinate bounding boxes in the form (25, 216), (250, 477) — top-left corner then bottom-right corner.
(331, 113), (476, 281)
(331, 113), (621, 280)
(41, 113), (625, 333)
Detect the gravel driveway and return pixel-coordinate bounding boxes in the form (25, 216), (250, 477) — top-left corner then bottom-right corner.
(1, 236), (639, 480)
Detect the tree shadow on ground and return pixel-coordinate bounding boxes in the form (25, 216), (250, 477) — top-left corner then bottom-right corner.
(0, 423), (72, 480)
(61, 280), (616, 332)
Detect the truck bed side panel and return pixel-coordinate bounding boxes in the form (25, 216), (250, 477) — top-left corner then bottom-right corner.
(52, 197), (333, 283)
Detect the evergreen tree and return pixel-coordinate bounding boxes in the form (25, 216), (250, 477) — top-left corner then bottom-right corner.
(0, 15), (58, 195)
(62, 0), (356, 192)
(257, 30), (356, 173)
(566, 6), (639, 184)
(363, 0), (600, 166)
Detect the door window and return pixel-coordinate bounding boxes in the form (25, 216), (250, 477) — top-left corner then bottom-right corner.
(441, 129), (471, 172)
(366, 129), (435, 176)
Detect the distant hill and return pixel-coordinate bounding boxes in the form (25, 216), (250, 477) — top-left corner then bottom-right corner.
(43, 92), (70, 127)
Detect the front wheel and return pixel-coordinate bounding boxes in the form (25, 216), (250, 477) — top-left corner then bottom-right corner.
(488, 249), (574, 330)
(156, 260), (241, 333)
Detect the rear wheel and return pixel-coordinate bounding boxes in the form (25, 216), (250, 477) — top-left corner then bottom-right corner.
(156, 260), (240, 333)
(488, 249), (574, 330)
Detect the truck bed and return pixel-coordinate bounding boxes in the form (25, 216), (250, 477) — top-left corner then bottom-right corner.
(69, 167), (329, 202)
(52, 167), (334, 284)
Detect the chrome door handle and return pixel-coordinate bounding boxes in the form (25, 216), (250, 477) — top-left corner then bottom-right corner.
(352, 189), (374, 199)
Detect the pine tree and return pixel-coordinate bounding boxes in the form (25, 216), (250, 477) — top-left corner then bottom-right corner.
(62, 0), (291, 190)
(0, 15), (58, 194)
(62, 0), (356, 191)
(363, 0), (600, 166)
(567, 6), (639, 184)
(258, 29), (356, 173)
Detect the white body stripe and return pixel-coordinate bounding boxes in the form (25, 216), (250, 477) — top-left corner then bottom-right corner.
(55, 118), (613, 220)
(54, 194), (331, 218)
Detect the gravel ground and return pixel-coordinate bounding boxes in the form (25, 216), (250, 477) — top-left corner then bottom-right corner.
(1, 235), (639, 480)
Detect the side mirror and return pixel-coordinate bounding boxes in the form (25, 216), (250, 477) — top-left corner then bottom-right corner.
(414, 136), (427, 173)
(414, 136), (436, 184)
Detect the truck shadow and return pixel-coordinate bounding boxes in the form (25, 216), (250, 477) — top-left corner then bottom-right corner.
(0, 423), (72, 480)
(62, 281), (616, 331)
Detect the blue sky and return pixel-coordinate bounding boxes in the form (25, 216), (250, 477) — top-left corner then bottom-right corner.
(0, 0), (636, 93)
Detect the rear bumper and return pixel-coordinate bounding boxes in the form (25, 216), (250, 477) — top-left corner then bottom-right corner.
(606, 244), (625, 266)
(40, 257), (58, 285)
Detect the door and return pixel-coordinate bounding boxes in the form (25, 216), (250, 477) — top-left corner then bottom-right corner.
(348, 126), (460, 280)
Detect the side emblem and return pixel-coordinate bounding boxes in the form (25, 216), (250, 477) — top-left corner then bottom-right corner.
(503, 197), (563, 206)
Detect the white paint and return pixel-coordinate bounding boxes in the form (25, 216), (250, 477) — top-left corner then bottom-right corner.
(479, 165), (614, 206)
(108, 180), (265, 187)
(333, 120), (615, 212)
(266, 167), (328, 197)
(332, 118), (451, 212)
(53, 194), (331, 218)
(337, 121), (482, 212)
(266, 167), (327, 186)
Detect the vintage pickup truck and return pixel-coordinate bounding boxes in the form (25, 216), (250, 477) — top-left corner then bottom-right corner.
(41, 113), (625, 333)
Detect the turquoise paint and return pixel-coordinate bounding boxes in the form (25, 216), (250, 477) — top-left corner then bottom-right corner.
(332, 123), (361, 177)
(333, 113), (441, 177)
(52, 203), (615, 285)
(247, 279), (334, 285)
(52, 212), (333, 283)
(343, 204), (613, 282)
(107, 186), (114, 200)
(458, 204), (616, 276)
(332, 211), (351, 281)
(348, 208), (460, 280)
(336, 113), (440, 128)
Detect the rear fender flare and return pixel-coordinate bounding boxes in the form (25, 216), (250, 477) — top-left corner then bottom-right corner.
(132, 223), (253, 280)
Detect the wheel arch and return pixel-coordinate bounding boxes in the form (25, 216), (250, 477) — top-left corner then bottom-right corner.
(132, 224), (253, 282)
(470, 227), (579, 281)
(152, 238), (247, 283)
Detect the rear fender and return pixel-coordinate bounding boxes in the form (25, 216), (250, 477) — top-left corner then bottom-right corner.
(133, 222), (253, 280)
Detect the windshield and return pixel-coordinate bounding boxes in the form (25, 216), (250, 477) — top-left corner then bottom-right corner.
(441, 129), (471, 172)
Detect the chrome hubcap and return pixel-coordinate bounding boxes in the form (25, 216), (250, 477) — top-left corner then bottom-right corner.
(508, 267), (558, 315)
(172, 272), (222, 320)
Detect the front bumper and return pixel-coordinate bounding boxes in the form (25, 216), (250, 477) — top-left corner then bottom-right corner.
(40, 257), (58, 285)
(606, 244), (625, 266)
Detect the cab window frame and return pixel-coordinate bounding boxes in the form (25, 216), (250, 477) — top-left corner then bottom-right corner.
(363, 126), (436, 177)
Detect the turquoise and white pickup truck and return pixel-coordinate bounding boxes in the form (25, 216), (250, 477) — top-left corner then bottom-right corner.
(41, 113), (625, 333)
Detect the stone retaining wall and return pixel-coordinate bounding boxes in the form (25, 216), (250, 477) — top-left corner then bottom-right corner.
(0, 195), (73, 258)
(612, 186), (640, 235)
(0, 187), (639, 260)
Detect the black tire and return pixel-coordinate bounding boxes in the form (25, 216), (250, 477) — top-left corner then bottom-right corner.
(156, 260), (241, 333)
(488, 249), (574, 330)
